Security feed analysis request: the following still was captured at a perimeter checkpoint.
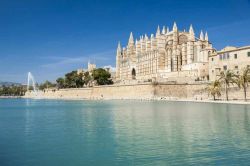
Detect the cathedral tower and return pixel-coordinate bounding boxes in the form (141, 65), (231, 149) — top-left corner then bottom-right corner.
(187, 24), (195, 64)
(127, 32), (136, 62)
(156, 25), (165, 70)
(116, 42), (122, 79)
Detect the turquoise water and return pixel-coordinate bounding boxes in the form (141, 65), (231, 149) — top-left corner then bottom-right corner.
(0, 99), (250, 166)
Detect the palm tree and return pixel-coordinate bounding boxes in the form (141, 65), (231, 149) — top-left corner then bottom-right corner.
(219, 70), (238, 101)
(207, 80), (221, 100)
(237, 67), (250, 101)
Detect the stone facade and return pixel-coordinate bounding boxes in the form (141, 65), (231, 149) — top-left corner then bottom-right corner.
(209, 46), (250, 81)
(87, 61), (96, 71)
(77, 61), (96, 75)
(116, 23), (215, 83)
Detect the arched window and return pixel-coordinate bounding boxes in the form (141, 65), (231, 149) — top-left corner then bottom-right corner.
(132, 68), (136, 79)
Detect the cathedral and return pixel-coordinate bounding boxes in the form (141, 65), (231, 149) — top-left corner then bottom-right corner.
(115, 22), (215, 83)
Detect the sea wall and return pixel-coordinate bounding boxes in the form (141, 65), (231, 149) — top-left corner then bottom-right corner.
(219, 86), (250, 101)
(25, 83), (208, 100)
(25, 84), (155, 100)
(24, 83), (250, 100)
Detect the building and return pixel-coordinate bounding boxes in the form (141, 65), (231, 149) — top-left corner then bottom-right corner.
(87, 61), (96, 72)
(209, 46), (250, 81)
(116, 22), (215, 83)
(77, 61), (96, 75)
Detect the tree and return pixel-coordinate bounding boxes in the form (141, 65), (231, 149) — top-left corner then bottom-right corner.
(54, 68), (113, 89)
(0, 85), (26, 96)
(56, 77), (65, 89)
(75, 73), (84, 88)
(219, 70), (238, 101)
(83, 71), (92, 86)
(92, 68), (113, 85)
(237, 67), (250, 101)
(64, 71), (84, 88)
(39, 80), (56, 90)
(65, 71), (78, 88)
(207, 80), (221, 100)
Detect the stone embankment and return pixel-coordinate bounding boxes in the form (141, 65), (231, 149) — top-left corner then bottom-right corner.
(24, 83), (207, 100)
(24, 83), (250, 102)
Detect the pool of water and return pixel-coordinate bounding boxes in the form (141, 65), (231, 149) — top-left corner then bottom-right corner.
(0, 99), (250, 165)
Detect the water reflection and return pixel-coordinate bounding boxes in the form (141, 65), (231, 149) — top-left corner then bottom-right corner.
(1, 99), (250, 165)
(111, 101), (250, 165)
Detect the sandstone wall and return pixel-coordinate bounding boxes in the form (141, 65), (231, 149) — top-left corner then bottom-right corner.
(24, 83), (250, 101)
(219, 86), (250, 100)
(25, 84), (154, 100)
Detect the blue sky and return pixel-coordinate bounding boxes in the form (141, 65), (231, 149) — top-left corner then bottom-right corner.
(0, 0), (250, 83)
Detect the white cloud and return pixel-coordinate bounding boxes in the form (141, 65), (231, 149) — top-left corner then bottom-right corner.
(40, 50), (114, 68)
(207, 19), (250, 31)
(41, 56), (89, 68)
(103, 65), (116, 72)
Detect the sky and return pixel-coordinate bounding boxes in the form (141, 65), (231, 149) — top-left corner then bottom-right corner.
(0, 0), (250, 83)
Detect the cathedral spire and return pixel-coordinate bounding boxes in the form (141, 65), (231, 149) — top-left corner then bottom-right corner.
(150, 34), (154, 39)
(166, 27), (169, 33)
(173, 22), (177, 31)
(200, 30), (204, 40)
(189, 24), (194, 35)
(135, 39), (138, 52)
(205, 31), (209, 41)
(156, 25), (160, 36)
(141, 35), (144, 40)
(162, 26), (166, 34)
(117, 41), (121, 52)
(129, 32), (134, 44)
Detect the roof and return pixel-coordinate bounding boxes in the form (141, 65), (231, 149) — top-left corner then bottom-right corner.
(210, 45), (250, 57)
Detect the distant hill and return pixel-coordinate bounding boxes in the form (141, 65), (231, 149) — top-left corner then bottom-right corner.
(0, 81), (22, 87)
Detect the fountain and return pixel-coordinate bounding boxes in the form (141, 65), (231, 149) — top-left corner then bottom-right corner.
(27, 72), (39, 97)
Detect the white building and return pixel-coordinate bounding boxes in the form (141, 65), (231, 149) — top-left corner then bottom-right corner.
(116, 22), (215, 83)
(209, 46), (250, 81)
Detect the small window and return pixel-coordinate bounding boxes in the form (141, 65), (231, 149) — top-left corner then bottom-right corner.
(211, 58), (214, 61)
(247, 65), (250, 68)
(223, 65), (227, 70)
(248, 52), (250, 57)
(235, 66), (238, 69)
(212, 70), (214, 73)
(219, 55), (222, 60)
(234, 54), (237, 59)
(227, 53), (230, 59)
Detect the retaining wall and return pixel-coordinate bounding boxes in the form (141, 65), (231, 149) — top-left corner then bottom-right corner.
(24, 83), (250, 100)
